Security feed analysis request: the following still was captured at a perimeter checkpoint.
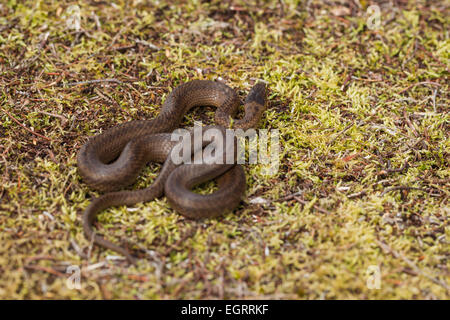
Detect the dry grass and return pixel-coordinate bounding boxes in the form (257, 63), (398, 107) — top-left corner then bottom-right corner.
(0, 0), (448, 299)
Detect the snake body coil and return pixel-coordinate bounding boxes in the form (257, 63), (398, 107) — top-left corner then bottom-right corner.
(77, 80), (267, 263)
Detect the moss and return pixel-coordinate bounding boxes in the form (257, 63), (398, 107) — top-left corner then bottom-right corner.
(0, 0), (448, 299)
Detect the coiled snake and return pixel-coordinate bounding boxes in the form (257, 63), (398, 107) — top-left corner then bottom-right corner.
(77, 80), (267, 263)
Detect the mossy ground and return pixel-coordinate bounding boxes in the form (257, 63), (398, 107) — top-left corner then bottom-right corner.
(0, 0), (448, 299)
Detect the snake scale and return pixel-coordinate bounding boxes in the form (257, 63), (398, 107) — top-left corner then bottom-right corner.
(77, 80), (267, 263)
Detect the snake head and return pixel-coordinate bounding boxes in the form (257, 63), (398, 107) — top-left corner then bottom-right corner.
(245, 82), (267, 107)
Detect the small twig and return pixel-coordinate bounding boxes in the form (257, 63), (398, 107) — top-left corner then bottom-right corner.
(274, 191), (303, 202)
(172, 274), (194, 297)
(294, 196), (331, 215)
(93, 87), (118, 105)
(66, 78), (123, 86)
(1, 108), (52, 141)
(398, 81), (442, 95)
(134, 39), (161, 51)
(375, 239), (450, 292)
(24, 255), (57, 263)
(380, 186), (434, 197)
(376, 149), (410, 174)
(351, 76), (383, 82)
(24, 264), (65, 277)
(328, 123), (353, 145)
(431, 88), (437, 112)
(385, 160), (409, 173)
(375, 148), (387, 169)
(403, 108), (419, 137)
(112, 44), (137, 52)
(0, 155), (8, 198)
(35, 111), (68, 126)
(340, 70), (354, 91)
(70, 238), (88, 259)
(347, 190), (367, 199)
(98, 281), (112, 300)
(86, 230), (96, 262)
(401, 39), (418, 69)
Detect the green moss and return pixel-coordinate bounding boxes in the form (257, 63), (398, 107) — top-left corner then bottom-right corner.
(0, 0), (448, 299)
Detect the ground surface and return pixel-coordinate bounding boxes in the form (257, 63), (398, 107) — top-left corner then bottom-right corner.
(0, 0), (448, 299)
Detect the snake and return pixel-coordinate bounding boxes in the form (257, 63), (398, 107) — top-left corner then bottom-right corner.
(77, 80), (267, 263)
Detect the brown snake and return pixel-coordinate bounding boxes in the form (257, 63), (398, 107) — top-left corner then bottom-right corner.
(77, 80), (267, 263)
